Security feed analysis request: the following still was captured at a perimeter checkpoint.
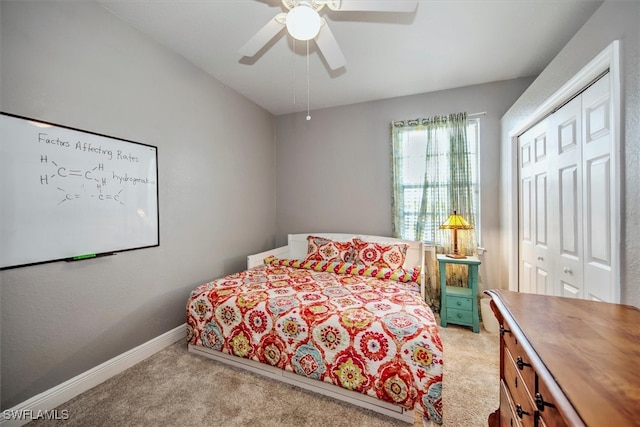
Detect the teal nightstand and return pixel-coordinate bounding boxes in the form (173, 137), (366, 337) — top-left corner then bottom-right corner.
(438, 254), (481, 333)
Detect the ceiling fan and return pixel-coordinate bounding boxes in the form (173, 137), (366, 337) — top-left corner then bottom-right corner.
(239, 0), (418, 70)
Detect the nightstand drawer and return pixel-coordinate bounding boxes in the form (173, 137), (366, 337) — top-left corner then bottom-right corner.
(446, 295), (472, 311)
(446, 308), (473, 324)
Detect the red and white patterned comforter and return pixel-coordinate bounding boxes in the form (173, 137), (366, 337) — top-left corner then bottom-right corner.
(186, 262), (443, 423)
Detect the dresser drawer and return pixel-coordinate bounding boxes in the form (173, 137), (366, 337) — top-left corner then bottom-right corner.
(504, 347), (535, 427)
(500, 379), (523, 427)
(446, 307), (473, 324)
(502, 319), (536, 399)
(446, 295), (472, 311)
(535, 374), (568, 427)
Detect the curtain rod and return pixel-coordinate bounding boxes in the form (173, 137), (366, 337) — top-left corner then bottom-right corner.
(391, 111), (487, 126)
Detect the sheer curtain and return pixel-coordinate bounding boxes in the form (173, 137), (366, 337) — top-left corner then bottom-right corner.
(391, 113), (477, 310)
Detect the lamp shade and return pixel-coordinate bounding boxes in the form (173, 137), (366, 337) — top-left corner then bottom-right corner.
(286, 5), (322, 41)
(440, 210), (473, 230)
(440, 210), (472, 258)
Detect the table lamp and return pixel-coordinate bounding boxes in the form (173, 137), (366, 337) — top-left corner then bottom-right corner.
(439, 210), (473, 258)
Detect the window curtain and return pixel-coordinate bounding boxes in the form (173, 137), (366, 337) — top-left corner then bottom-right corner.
(391, 112), (477, 310)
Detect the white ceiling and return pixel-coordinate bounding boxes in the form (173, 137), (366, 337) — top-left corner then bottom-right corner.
(98, 0), (603, 116)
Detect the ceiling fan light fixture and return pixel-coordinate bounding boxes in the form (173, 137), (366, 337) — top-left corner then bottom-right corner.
(286, 4), (321, 41)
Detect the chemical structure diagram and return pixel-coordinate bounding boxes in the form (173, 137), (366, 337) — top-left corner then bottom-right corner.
(39, 155), (125, 206)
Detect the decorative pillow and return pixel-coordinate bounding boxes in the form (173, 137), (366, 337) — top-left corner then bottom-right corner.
(303, 235), (356, 263)
(264, 256), (422, 284)
(352, 238), (408, 270)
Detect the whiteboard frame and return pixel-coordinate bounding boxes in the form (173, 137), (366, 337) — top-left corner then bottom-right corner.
(0, 112), (160, 270)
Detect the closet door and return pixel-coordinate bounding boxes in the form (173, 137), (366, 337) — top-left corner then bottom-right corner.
(552, 96), (585, 298)
(582, 74), (614, 302)
(518, 73), (616, 302)
(519, 120), (553, 295)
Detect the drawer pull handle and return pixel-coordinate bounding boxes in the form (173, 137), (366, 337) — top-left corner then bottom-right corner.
(515, 404), (530, 419)
(535, 393), (555, 411)
(516, 356), (531, 370)
(500, 325), (511, 336)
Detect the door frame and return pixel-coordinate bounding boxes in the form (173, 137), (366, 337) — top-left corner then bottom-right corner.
(505, 40), (621, 301)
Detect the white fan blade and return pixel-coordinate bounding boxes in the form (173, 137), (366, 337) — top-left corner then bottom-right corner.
(314, 21), (346, 70)
(239, 13), (287, 57)
(327, 1), (418, 12)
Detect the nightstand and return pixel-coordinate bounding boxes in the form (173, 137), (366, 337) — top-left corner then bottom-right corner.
(438, 254), (481, 333)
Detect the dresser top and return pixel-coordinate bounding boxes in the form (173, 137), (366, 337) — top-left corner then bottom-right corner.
(487, 289), (640, 426)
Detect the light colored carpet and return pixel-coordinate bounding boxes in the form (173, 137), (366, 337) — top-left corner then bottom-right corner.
(28, 323), (499, 427)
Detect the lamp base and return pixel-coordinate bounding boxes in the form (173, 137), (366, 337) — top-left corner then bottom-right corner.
(446, 253), (467, 259)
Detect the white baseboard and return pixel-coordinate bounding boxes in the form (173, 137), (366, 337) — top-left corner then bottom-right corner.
(0, 324), (186, 426)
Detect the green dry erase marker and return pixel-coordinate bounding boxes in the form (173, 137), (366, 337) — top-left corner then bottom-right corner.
(73, 253), (96, 260)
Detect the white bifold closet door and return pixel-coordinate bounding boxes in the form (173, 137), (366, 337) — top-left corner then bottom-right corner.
(518, 73), (616, 302)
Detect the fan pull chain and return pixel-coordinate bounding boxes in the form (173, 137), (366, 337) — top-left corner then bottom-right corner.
(292, 38), (296, 105)
(306, 40), (311, 121)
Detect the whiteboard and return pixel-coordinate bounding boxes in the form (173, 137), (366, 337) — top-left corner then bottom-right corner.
(0, 113), (159, 269)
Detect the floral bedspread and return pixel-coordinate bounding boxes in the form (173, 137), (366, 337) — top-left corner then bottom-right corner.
(186, 262), (443, 423)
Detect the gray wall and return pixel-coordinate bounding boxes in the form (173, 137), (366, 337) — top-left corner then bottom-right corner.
(0, 1), (276, 409)
(500, 1), (640, 306)
(0, 0), (3, 410)
(275, 78), (535, 297)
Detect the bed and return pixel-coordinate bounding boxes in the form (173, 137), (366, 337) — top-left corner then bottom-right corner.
(186, 233), (443, 425)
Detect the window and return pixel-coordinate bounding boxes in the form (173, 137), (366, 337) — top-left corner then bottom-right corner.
(393, 118), (480, 244)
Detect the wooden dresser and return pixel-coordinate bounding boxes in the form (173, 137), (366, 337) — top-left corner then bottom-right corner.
(485, 289), (640, 427)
